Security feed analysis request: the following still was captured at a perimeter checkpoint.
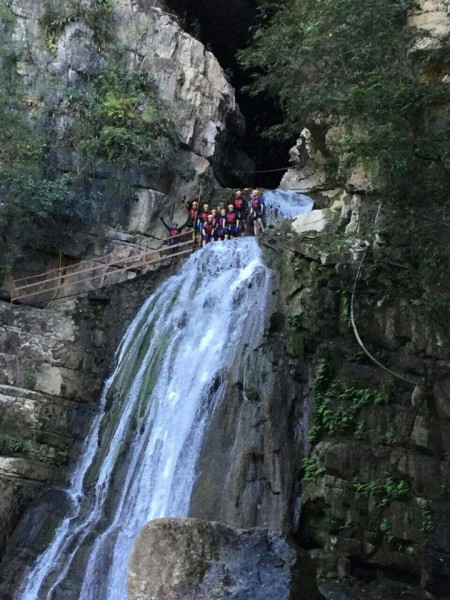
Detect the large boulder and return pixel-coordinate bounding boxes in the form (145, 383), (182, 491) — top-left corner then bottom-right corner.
(128, 518), (324, 600)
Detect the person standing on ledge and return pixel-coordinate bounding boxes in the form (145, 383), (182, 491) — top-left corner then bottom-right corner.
(233, 190), (248, 235)
(250, 189), (265, 236)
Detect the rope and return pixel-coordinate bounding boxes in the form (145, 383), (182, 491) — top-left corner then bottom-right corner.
(350, 249), (417, 386)
(234, 165), (295, 175)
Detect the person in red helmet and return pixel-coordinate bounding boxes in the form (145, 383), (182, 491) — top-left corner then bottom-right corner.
(186, 200), (199, 228)
(160, 216), (190, 254)
(201, 214), (217, 247)
(250, 189), (265, 236)
(225, 204), (239, 239)
(233, 190), (248, 235)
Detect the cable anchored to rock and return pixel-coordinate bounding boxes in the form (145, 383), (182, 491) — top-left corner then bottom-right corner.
(234, 165), (296, 175)
(350, 249), (417, 386)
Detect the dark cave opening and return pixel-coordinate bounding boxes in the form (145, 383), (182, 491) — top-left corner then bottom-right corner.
(165, 0), (293, 188)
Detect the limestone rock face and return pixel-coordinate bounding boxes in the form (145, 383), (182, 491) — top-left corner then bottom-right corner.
(188, 331), (310, 532)
(3, 0), (244, 259)
(111, 2), (244, 159)
(292, 209), (334, 235)
(409, 0), (450, 51)
(128, 518), (324, 600)
(262, 228), (450, 596)
(280, 129), (328, 193)
(10, 0), (242, 161)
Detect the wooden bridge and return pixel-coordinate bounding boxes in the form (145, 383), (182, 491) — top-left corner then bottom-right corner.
(9, 231), (196, 305)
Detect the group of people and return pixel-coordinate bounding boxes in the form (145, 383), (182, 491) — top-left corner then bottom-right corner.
(161, 189), (266, 249)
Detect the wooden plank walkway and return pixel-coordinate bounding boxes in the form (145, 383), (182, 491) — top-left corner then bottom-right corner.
(10, 231), (196, 305)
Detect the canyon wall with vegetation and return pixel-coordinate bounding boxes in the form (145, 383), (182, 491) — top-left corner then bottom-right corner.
(0, 0), (449, 599)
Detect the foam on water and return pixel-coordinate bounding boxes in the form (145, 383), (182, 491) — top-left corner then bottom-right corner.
(18, 238), (271, 600)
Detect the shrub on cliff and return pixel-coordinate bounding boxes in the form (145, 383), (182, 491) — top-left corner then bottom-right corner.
(239, 0), (450, 204)
(239, 0), (450, 314)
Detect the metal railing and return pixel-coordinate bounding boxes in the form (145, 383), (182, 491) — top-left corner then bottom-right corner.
(10, 230), (196, 304)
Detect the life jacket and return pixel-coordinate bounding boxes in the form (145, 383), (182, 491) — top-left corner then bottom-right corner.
(189, 208), (198, 220)
(169, 227), (180, 237)
(219, 215), (227, 227)
(200, 211), (210, 222)
(226, 212), (237, 225)
(234, 197), (245, 211)
(203, 222), (215, 235)
(252, 197), (262, 210)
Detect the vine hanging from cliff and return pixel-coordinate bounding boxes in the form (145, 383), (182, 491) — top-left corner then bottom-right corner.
(239, 0), (450, 326)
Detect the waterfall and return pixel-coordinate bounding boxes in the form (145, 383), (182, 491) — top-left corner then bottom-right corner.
(17, 190), (313, 600)
(17, 239), (270, 600)
(264, 189), (314, 224)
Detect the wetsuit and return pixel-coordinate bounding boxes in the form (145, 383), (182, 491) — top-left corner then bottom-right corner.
(202, 220), (217, 242)
(250, 197), (264, 220)
(216, 215), (227, 239)
(197, 210), (210, 232)
(187, 206), (198, 228)
(233, 196), (248, 222)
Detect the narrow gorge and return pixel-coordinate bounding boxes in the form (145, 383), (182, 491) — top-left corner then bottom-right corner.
(0, 1), (449, 599)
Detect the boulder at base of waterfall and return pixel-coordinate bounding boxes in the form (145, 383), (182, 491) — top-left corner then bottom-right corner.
(128, 517), (324, 600)
(292, 209), (334, 235)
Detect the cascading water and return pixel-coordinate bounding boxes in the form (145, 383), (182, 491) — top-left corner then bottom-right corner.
(17, 190), (313, 600)
(264, 189), (314, 224)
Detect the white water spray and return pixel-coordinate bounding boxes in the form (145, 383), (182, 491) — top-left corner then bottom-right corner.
(18, 239), (270, 600)
(17, 190), (313, 600)
(264, 189), (314, 224)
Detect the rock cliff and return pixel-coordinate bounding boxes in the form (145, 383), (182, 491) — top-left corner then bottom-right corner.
(270, 5), (450, 596)
(0, 262), (182, 596)
(1, 0), (248, 282)
(1, 1), (450, 599)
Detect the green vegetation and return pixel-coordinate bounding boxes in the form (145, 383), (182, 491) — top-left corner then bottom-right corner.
(302, 456), (326, 482)
(380, 517), (395, 544)
(55, 448), (70, 466)
(309, 359), (389, 442)
(417, 498), (434, 535)
(0, 435), (28, 455)
(239, 0), (450, 193)
(41, 0), (114, 49)
(24, 373), (38, 391)
(239, 0), (450, 324)
(65, 65), (178, 171)
(0, 5), (179, 273)
(0, 433), (70, 466)
(353, 477), (410, 501)
(354, 420), (367, 441)
(384, 428), (396, 445)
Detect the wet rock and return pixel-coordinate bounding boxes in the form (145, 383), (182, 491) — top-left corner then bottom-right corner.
(128, 518), (324, 600)
(291, 209), (335, 235)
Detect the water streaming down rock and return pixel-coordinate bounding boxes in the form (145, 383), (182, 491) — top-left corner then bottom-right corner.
(264, 189), (314, 224)
(17, 239), (271, 600)
(17, 190), (313, 600)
